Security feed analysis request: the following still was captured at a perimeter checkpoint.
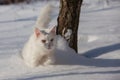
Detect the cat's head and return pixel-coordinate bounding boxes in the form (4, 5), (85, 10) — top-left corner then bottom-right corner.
(34, 26), (56, 50)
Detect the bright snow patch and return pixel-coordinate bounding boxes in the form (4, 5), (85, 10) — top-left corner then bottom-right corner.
(64, 29), (72, 40)
(0, 0), (120, 80)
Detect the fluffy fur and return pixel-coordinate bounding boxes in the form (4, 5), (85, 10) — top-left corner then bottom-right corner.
(35, 4), (54, 29)
(22, 4), (56, 68)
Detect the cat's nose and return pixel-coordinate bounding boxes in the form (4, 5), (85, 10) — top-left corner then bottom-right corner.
(48, 44), (51, 49)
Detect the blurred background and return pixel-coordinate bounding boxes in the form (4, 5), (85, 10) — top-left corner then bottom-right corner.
(0, 0), (57, 5)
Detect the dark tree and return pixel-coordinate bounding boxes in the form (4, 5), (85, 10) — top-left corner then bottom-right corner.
(0, 0), (25, 4)
(57, 0), (83, 53)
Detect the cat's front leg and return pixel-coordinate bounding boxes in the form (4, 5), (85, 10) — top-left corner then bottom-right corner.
(43, 54), (55, 66)
(25, 60), (40, 68)
(25, 55), (43, 68)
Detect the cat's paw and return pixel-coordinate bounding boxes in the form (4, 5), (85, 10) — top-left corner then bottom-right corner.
(24, 60), (40, 68)
(43, 58), (55, 66)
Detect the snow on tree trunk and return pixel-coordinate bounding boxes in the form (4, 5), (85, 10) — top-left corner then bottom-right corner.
(57, 0), (83, 53)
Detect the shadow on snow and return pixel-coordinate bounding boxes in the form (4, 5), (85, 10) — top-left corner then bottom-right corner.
(83, 43), (120, 58)
(17, 69), (120, 80)
(54, 43), (120, 67)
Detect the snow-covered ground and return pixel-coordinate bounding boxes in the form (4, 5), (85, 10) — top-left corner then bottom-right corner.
(0, 0), (120, 80)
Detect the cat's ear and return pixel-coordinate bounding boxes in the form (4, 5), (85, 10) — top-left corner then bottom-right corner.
(34, 27), (41, 38)
(50, 26), (56, 34)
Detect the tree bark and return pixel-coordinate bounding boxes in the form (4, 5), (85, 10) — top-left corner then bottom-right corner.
(57, 0), (83, 53)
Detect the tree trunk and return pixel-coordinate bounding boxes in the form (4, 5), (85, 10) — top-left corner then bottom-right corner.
(57, 0), (83, 53)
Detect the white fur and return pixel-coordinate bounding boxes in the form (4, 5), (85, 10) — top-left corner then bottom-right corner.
(22, 4), (56, 68)
(35, 4), (54, 29)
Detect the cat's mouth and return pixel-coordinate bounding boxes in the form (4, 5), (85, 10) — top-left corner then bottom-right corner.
(46, 44), (53, 50)
(47, 47), (52, 50)
(46, 46), (54, 50)
(48, 48), (51, 50)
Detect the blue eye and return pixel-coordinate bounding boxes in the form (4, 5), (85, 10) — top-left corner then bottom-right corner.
(51, 39), (54, 42)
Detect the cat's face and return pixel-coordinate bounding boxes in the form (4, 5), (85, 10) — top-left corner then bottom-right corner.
(34, 27), (56, 50)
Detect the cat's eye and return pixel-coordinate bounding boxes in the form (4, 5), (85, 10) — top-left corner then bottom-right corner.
(42, 40), (46, 43)
(50, 39), (54, 42)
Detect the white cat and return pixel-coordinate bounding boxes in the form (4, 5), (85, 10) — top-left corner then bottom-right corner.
(22, 4), (56, 68)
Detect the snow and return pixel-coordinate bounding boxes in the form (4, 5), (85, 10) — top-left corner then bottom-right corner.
(0, 0), (120, 80)
(64, 29), (72, 40)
